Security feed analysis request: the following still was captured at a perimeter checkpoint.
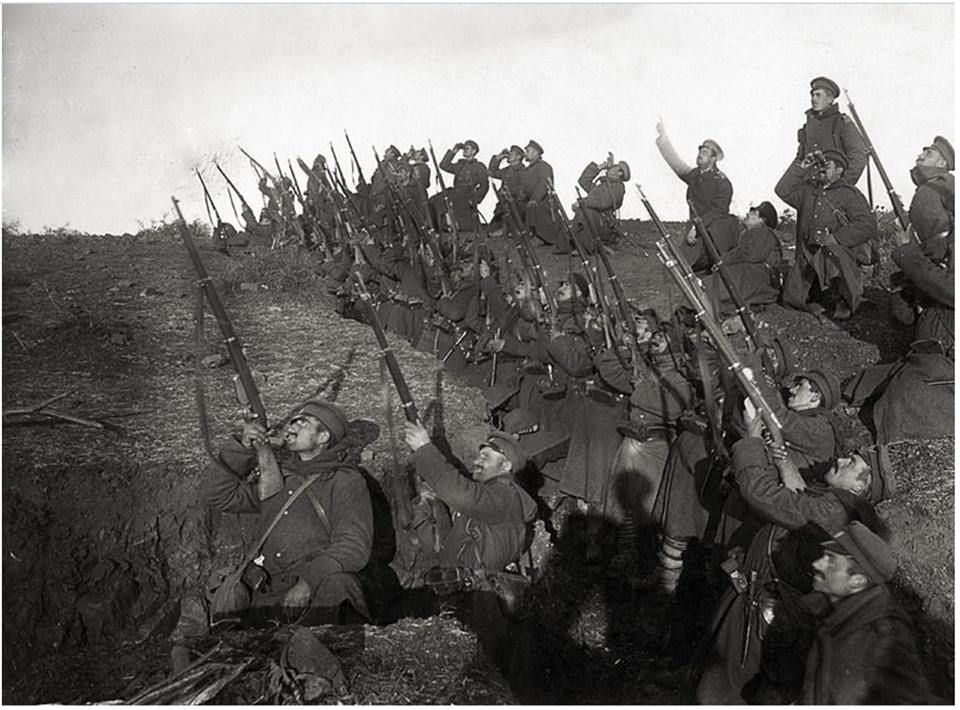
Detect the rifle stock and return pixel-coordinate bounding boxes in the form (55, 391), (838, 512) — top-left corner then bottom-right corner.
(344, 131), (368, 187)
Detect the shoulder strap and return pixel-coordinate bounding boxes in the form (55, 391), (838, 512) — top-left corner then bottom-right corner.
(247, 473), (323, 563)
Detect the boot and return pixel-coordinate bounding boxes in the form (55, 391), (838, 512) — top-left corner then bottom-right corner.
(629, 535), (687, 594)
(607, 512), (640, 576)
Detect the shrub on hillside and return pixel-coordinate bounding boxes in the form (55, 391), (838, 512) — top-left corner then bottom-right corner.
(221, 245), (325, 295)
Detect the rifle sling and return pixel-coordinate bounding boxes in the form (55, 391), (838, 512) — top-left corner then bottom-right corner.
(244, 473), (325, 566)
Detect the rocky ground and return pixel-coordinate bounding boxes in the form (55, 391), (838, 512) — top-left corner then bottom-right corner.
(1, 218), (953, 703)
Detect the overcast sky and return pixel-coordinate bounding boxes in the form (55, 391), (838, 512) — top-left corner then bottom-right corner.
(2, 3), (954, 234)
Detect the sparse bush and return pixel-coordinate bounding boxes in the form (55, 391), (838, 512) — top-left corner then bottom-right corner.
(221, 245), (325, 295)
(136, 217), (209, 242)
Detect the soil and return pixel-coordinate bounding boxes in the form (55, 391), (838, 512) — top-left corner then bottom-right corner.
(2, 219), (953, 703)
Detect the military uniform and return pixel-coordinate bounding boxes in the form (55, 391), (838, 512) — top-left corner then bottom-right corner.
(435, 149), (490, 229)
(694, 438), (880, 705)
(521, 158), (561, 245)
(793, 103), (868, 185)
(206, 437), (373, 616)
(410, 441), (537, 573)
(775, 160), (877, 314)
(702, 223), (784, 314)
(567, 161), (626, 252)
(488, 154), (527, 231)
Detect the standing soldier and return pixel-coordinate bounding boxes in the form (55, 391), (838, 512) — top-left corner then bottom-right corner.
(437, 139), (490, 228)
(784, 76), (868, 187)
(775, 149), (877, 320)
(488, 145), (527, 235)
(844, 136), (954, 442)
(521, 139), (561, 249)
(655, 120), (738, 271)
(570, 153), (631, 252)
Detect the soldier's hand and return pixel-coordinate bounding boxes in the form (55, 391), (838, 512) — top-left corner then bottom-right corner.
(404, 419), (431, 451)
(685, 225), (698, 245)
(240, 421), (269, 449)
(283, 578), (312, 608)
(527, 200), (537, 209)
(776, 457), (807, 492)
(453, 142), (464, 152)
(655, 116), (666, 136)
(479, 259), (491, 279)
(486, 338), (505, 353)
(743, 399), (764, 439)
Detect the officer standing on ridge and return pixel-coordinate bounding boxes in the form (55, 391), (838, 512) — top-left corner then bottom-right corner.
(655, 119), (738, 271)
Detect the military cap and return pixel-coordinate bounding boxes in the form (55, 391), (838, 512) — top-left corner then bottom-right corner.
(481, 430), (527, 473)
(810, 76), (840, 98)
(386, 145), (401, 158)
(294, 399), (348, 443)
(796, 368), (841, 410)
(925, 135), (955, 171)
(508, 144), (525, 156)
(855, 444), (896, 504)
(629, 301), (661, 327)
(526, 140), (544, 155)
(614, 160), (631, 181)
(698, 139), (724, 161)
(823, 521), (898, 585)
(463, 139), (479, 153)
(752, 201), (779, 230)
(822, 149), (848, 170)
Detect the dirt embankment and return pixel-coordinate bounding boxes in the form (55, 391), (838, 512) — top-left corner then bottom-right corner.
(2, 224), (954, 702)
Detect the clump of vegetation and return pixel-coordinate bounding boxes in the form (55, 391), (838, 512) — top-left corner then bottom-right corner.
(136, 217), (208, 242)
(221, 245), (325, 295)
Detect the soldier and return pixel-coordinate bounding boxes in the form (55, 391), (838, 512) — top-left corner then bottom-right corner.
(488, 145), (527, 235)
(437, 139), (490, 228)
(520, 140), (561, 248)
(786, 76), (868, 186)
(570, 153), (631, 252)
(647, 364), (842, 594)
(655, 120), (738, 271)
(775, 149), (878, 320)
(702, 201), (785, 315)
(843, 136), (954, 442)
(801, 522), (930, 704)
(395, 423), (537, 590)
(205, 400), (374, 625)
(694, 399), (893, 704)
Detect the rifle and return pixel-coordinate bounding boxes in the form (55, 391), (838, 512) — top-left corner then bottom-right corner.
(215, 162), (258, 226)
(688, 200), (760, 351)
(547, 178), (617, 351)
(374, 147), (453, 297)
(843, 89), (910, 232)
(328, 144), (367, 224)
(498, 184), (559, 327)
(637, 185), (785, 449)
(287, 157), (335, 258)
(353, 271), (419, 423)
(171, 197), (284, 499)
(428, 140), (462, 263)
(344, 131), (368, 187)
(226, 188), (241, 224)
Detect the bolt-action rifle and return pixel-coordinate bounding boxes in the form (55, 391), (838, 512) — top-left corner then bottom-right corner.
(546, 178), (617, 352)
(196, 169), (228, 246)
(637, 185), (787, 452)
(353, 271), (419, 423)
(215, 162), (259, 233)
(171, 197), (284, 499)
(344, 131), (368, 188)
(843, 89), (910, 233)
(428, 140), (462, 263)
(687, 201), (759, 351)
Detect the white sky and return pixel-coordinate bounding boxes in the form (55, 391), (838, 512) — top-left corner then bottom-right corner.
(2, 3), (955, 234)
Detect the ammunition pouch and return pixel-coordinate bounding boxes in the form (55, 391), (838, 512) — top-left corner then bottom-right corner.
(585, 379), (628, 408)
(679, 410), (709, 436)
(423, 566), (480, 596)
